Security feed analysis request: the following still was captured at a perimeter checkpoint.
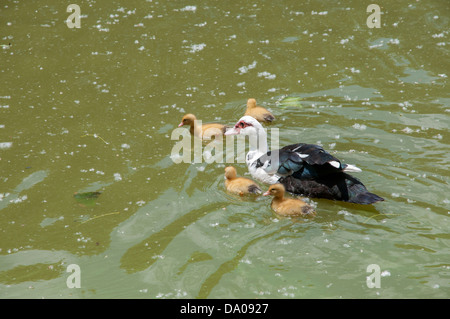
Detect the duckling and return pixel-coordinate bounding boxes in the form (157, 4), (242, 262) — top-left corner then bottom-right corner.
(244, 98), (275, 122)
(263, 184), (315, 217)
(224, 166), (262, 196)
(178, 113), (228, 139)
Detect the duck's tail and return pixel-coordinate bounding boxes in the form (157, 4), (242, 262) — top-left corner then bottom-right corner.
(348, 191), (384, 205)
(344, 173), (384, 204)
(248, 184), (262, 194)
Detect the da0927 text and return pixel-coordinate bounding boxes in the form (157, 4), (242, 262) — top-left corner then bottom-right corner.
(224, 303), (269, 314)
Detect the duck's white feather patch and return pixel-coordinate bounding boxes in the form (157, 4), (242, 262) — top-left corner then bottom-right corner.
(329, 160), (341, 168)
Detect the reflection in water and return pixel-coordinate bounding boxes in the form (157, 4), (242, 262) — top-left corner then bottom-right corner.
(197, 226), (291, 299)
(177, 251), (213, 275)
(0, 262), (64, 285)
(120, 202), (221, 274)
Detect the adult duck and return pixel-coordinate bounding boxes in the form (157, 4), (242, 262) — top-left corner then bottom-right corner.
(224, 166), (262, 196)
(178, 113), (228, 139)
(224, 116), (384, 205)
(244, 98), (275, 123)
(263, 184), (315, 217)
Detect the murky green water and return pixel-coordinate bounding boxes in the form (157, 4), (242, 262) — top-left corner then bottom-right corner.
(1, 0), (449, 298)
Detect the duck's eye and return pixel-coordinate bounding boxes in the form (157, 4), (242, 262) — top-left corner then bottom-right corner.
(240, 122), (245, 128)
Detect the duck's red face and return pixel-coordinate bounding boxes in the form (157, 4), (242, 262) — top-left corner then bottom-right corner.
(236, 120), (253, 129)
(225, 120), (253, 135)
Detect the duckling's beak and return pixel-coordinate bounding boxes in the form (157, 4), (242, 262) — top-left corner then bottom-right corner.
(224, 127), (240, 135)
(263, 191), (271, 196)
(178, 122), (184, 127)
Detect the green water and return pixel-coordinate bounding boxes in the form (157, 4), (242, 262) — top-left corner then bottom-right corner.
(0, 0), (449, 298)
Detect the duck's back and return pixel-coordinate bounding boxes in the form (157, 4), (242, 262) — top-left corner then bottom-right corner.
(226, 177), (261, 195)
(271, 198), (315, 217)
(245, 107), (275, 122)
(201, 123), (228, 139)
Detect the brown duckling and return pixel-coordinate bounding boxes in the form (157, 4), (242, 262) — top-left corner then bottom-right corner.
(178, 113), (228, 139)
(244, 98), (275, 122)
(224, 166), (262, 196)
(263, 184), (315, 217)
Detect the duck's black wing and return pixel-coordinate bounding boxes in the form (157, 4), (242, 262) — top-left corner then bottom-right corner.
(279, 173), (384, 204)
(256, 143), (383, 204)
(256, 143), (349, 178)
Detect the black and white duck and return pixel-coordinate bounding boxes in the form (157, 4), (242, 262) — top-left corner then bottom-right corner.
(225, 116), (384, 205)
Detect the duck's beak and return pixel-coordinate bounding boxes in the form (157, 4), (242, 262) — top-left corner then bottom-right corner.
(178, 122), (184, 127)
(224, 127), (240, 135)
(263, 191), (271, 196)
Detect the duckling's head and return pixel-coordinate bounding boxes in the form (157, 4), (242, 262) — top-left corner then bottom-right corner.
(224, 166), (237, 180)
(178, 114), (197, 127)
(263, 183), (285, 198)
(246, 98), (257, 108)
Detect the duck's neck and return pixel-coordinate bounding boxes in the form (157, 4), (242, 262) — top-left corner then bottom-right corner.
(246, 129), (268, 167)
(274, 193), (284, 202)
(271, 194), (285, 208)
(226, 174), (236, 181)
(249, 129), (268, 154)
(190, 121), (202, 137)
